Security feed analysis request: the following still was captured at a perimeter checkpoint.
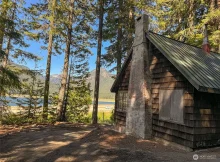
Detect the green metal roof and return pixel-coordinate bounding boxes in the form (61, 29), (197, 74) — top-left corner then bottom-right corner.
(147, 32), (220, 94)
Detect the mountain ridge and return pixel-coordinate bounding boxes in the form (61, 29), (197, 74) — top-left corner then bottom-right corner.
(11, 62), (115, 99)
(50, 68), (115, 99)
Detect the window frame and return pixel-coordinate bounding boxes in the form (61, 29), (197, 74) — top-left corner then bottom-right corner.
(117, 91), (128, 112)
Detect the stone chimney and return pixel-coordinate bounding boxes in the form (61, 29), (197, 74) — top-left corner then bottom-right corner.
(202, 24), (211, 54)
(126, 14), (152, 139)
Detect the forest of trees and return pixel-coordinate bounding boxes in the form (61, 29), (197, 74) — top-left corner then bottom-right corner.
(0, 0), (219, 124)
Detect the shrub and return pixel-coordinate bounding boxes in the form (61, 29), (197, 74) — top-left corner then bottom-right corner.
(66, 81), (92, 123)
(2, 114), (33, 125)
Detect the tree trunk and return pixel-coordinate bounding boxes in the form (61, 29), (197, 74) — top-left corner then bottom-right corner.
(210, 0), (220, 53)
(217, 0), (220, 53)
(57, 0), (74, 121)
(127, 1), (134, 55)
(62, 59), (73, 121)
(116, 0), (123, 74)
(211, 0), (218, 8)
(92, 0), (104, 124)
(43, 0), (56, 120)
(0, 0), (9, 51)
(3, 38), (11, 67)
(2, 2), (16, 68)
(188, 0), (195, 32)
(28, 78), (35, 118)
(0, 1), (10, 124)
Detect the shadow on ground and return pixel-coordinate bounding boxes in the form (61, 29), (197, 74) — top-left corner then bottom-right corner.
(0, 124), (220, 162)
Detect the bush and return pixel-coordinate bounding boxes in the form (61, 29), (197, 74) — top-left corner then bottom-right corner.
(66, 81), (92, 123)
(2, 114), (56, 125)
(2, 114), (34, 125)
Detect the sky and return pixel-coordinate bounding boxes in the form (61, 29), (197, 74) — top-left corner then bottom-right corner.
(14, 0), (115, 75)
(20, 39), (113, 75)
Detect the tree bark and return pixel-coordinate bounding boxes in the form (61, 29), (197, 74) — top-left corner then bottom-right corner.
(127, 0), (134, 55)
(43, 0), (56, 120)
(3, 38), (11, 67)
(3, 2), (16, 68)
(210, 0), (220, 53)
(211, 0), (218, 8)
(0, 1), (11, 124)
(216, 0), (220, 53)
(62, 59), (73, 121)
(0, 0), (9, 51)
(116, 0), (123, 74)
(92, 0), (104, 124)
(28, 76), (35, 118)
(57, 0), (74, 121)
(188, 0), (195, 32)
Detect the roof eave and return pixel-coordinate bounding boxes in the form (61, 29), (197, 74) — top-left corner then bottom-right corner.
(198, 86), (220, 94)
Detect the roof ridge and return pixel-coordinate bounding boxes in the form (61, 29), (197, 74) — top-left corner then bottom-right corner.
(147, 31), (220, 55)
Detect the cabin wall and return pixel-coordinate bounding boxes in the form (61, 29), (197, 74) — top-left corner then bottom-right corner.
(114, 41), (220, 149)
(193, 91), (220, 148)
(150, 43), (196, 148)
(114, 60), (131, 133)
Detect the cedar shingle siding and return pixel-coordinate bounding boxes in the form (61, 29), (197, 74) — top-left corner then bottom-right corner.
(193, 90), (220, 148)
(112, 31), (220, 149)
(150, 43), (196, 148)
(114, 58), (131, 131)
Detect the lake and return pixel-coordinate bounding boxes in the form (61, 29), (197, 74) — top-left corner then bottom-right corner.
(2, 97), (115, 106)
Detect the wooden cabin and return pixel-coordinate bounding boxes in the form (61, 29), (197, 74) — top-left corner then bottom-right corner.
(111, 14), (220, 149)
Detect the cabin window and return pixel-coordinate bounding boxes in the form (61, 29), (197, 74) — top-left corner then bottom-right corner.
(117, 91), (128, 112)
(159, 89), (184, 124)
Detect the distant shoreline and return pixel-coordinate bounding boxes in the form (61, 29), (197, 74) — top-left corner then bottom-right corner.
(6, 95), (114, 102)
(7, 103), (114, 114)
(5, 94), (30, 98)
(95, 98), (114, 102)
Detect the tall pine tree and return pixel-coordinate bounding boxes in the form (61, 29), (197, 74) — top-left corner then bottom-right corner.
(57, 0), (95, 121)
(43, 0), (57, 120)
(92, 0), (104, 124)
(148, 0), (220, 53)
(102, 0), (146, 74)
(57, 0), (75, 121)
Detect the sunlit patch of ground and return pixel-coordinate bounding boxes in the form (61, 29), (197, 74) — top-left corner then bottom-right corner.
(0, 124), (220, 162)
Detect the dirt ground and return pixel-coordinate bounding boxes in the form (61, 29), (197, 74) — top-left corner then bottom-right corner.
(0, 124), (220, 162)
